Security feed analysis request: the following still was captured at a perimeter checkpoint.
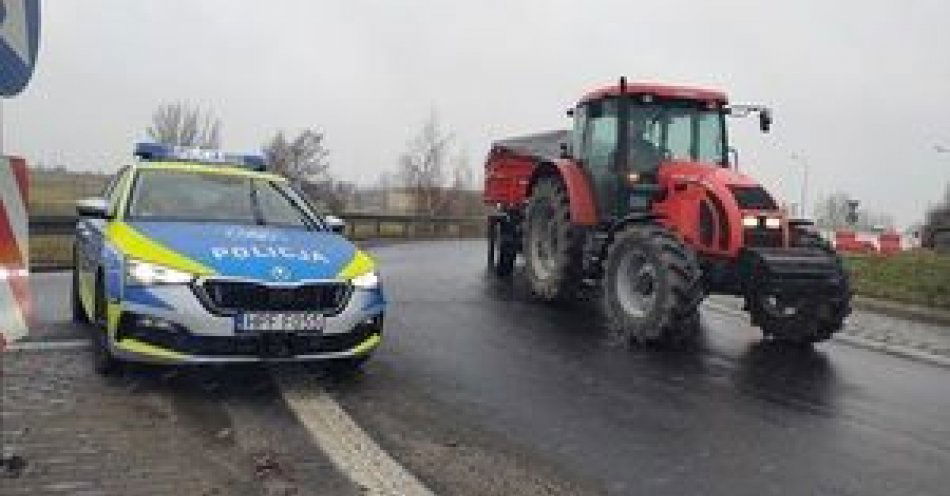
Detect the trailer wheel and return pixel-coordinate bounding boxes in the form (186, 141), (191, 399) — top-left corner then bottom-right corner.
(749, 230), (851, 344)
(523, 177), (581, 300)
(602, 224), (703, 346)
(487, 216), (516, 277)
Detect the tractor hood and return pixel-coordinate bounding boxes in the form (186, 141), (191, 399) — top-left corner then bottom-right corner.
(658, 161), (760, 189)
(658, 161), (780, 212)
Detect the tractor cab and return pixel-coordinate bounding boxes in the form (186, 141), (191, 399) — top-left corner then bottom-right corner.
(570, 79), (770, 220)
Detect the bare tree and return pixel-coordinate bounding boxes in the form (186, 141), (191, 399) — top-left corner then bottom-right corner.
(262, 129), (330, 186)
(398, 112), (453, 216)
(147, 102), (221, 148)
(444, 149), (483, 216)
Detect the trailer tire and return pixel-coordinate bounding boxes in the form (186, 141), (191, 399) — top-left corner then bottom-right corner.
(523, 177), (582, 300)
(487, 216), (516, 277)
(602, 224), (703, 346)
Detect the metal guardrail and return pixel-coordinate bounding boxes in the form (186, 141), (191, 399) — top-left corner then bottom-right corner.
(28, 213), (487, 267)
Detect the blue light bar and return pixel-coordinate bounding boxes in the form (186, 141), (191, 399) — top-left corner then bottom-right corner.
(133, 142), (267, 171)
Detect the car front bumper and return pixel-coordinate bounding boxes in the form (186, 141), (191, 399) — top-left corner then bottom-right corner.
(107, 282), (385, 364)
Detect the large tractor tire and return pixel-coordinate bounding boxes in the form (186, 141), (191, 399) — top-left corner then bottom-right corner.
(523, 178), (582, 300)
(746, 231), (851, 345)
(487, 216), (516, 277)
(602, 224), (703, 346)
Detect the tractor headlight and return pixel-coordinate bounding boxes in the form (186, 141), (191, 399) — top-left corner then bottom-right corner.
(126, 259), (195, 286)
(350, 271), (380, 289)
(742, 216), (759, 228)
(764, 217), (782, 229)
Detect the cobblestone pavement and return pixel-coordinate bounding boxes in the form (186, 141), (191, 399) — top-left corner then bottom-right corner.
(705, 295), (950, 359)
(0, 347), (357, 496)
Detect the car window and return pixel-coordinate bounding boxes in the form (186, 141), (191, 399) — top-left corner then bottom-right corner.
(107, 167), (131, 217)
(255, 181), (311, 227)
(126, 169), (313, 228)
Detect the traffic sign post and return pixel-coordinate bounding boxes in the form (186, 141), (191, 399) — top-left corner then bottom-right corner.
(0, 0), (38, 473)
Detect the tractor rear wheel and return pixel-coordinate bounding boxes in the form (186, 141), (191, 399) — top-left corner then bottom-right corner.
(602, 224), (703, 346)
(487, 216), (516, 277)
(523, 178), (582, 300)
(747, 231), (851, 345)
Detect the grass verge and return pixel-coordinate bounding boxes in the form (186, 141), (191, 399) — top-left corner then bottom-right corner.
(845, 251), (950, 311)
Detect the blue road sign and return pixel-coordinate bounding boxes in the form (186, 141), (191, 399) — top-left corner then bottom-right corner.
(0, 0), (40, 97)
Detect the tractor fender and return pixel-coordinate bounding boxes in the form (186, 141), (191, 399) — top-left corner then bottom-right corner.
(528, 160), (598, 226)
(610, 211), (660, 234)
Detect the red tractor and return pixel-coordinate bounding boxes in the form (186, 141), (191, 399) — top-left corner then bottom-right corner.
(484, 78), (850, 345)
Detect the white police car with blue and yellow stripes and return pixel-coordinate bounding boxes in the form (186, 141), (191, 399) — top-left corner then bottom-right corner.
(72, 143), (384, 373)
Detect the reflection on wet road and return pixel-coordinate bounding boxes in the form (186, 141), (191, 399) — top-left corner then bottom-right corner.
(22, 240), (950, 495)
(350, 240), (950, 495)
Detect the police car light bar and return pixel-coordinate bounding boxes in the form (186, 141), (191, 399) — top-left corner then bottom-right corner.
(134, 143), (267, 171)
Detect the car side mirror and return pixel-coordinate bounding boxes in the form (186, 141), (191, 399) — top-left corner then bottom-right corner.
(759, 108), (772, 133)
(76, 197), (110, 219)
(324, 215), (346, 234)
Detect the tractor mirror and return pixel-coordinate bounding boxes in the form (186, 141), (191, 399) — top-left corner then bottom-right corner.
(759, 108), (773, 133)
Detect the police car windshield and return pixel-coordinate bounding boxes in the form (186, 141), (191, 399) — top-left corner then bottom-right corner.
(126, 170), (318, 229)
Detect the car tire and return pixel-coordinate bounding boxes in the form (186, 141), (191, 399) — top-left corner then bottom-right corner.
(324, 355), (370, 377)
(91, 273), (121, 376)
(71, 251), (89, 324)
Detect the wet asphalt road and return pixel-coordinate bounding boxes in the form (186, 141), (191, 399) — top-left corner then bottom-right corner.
(22, 240), (950, 495)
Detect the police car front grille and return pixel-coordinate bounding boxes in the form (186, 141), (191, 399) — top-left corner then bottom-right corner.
(199, 280), (351, 314)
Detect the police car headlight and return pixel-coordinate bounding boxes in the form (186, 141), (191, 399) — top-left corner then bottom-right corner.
(350, 271), (379, 289)
(126, 259), (195, 286)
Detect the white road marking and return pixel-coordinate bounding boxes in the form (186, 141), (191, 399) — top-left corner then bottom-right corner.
(277, 373), (434, 496)
(5, 339), (90, 351)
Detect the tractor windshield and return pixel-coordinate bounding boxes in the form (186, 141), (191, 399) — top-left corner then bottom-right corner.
(627, 100), (727, 172)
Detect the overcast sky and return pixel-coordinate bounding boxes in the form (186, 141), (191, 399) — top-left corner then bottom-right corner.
(4, 0), (949, 227)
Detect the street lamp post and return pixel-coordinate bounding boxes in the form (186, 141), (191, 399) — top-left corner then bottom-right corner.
(790, 153), (809, 218)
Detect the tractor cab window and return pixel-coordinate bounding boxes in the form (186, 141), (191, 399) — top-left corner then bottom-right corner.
(580, 99), (620, 216)
(626, 100), (727, 168)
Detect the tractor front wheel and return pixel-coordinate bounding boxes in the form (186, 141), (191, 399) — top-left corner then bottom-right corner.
(602, 224), (703, 346)
(747, 231), (851, 345)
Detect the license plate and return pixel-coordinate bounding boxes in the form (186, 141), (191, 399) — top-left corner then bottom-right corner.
(237, 312), (325, 333)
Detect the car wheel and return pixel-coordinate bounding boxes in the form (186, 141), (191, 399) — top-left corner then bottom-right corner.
(92, 273), (121, 376)
(324, 355), (370, 377)
(71, 251), (89, 323)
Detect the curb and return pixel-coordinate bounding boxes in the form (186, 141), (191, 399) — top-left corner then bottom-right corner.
(702, 301), (950, 370)
(833, 333), (950, 369)
(851, 296), (950, 328)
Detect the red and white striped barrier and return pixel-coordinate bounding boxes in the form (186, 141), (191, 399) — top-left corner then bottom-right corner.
(0, 156), (30, 350)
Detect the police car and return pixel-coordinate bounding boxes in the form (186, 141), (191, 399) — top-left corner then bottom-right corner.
(72, 143), (384, 374)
